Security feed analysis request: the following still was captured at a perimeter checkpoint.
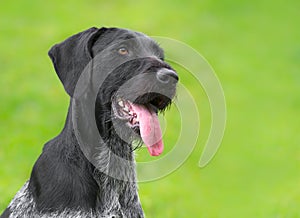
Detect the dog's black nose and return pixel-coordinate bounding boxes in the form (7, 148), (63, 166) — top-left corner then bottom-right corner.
(156, 68), (179, 84)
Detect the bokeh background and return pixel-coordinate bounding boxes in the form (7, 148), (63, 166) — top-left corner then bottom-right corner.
(1, 0), (299, 217)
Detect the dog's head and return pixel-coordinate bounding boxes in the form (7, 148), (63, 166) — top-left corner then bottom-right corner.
(49, 27), (178, 156)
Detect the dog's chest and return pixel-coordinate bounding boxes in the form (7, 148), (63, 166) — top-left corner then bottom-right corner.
(96, 188), (124, 217)
(8, 182), (126, 218)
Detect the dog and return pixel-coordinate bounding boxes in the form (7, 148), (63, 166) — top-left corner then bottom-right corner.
(0, 27), (178, 218)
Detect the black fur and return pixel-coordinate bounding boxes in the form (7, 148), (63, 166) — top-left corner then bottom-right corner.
(1, 27), (178, 218)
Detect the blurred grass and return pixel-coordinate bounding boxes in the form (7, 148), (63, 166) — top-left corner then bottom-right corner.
(1, 0), (300, 217)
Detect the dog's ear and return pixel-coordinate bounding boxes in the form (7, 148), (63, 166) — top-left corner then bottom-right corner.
(48, 27), (108, 96)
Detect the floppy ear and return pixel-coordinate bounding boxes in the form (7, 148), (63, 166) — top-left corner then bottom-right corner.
(48, 27), (107, 96)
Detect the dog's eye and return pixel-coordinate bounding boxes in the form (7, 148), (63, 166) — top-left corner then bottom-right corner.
(118, 47), (129, 55)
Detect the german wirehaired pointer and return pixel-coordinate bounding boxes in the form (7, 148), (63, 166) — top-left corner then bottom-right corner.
(1, 27), (178, 218)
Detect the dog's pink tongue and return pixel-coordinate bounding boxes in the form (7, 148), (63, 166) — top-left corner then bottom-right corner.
(131, 104), (163, 156)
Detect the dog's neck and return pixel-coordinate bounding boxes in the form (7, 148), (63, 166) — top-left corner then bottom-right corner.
(59, 104), (136, 181)
(27, 103), (137, 214)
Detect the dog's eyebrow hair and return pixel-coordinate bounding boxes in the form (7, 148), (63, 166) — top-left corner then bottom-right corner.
(119, 34), (137, 41)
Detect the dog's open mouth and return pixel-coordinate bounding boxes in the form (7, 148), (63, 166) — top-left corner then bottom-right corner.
(112, 95), (169, 156)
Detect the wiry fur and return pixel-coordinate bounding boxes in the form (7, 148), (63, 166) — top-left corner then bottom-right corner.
(8, 182), (120, 218)
(1, 27), (177, 218)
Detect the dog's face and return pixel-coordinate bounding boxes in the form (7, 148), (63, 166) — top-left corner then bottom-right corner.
(49, 27), (178, 157)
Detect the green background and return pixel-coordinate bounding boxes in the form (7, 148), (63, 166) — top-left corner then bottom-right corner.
(1, 0), (299, 217)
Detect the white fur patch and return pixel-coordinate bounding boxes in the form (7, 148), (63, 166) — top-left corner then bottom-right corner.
(8, 181), (124, 218)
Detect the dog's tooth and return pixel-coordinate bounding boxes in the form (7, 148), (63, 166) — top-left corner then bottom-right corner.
(118, 100), (124, 107)
(124, 105), (130, 112)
